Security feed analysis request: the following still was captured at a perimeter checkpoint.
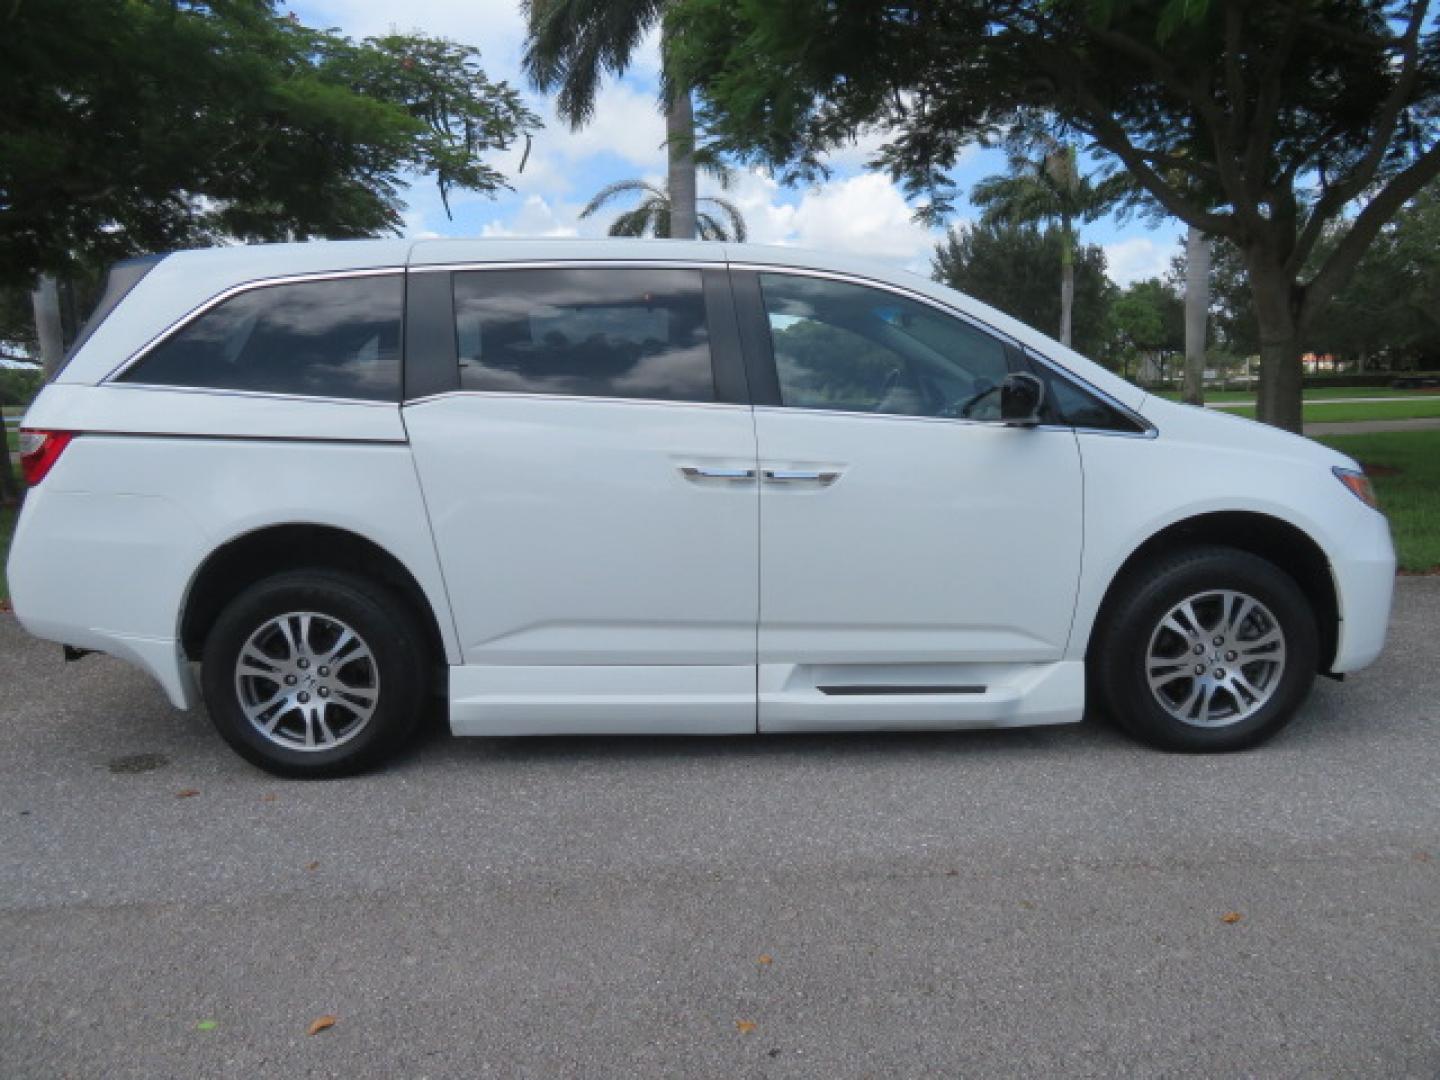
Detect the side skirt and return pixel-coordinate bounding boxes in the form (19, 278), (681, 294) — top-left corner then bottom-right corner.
(448, 664), (757, 736)
(758, 660), (1085, 733)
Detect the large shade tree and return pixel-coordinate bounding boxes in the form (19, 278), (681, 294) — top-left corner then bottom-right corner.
(525, 0), (700, 239)
(1, 0), (538, 290)
(667, 0), (1440, 432)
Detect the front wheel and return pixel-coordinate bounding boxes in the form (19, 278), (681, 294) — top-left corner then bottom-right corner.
(1093, 547), (1319, 752)
(200, 569), (429, 777)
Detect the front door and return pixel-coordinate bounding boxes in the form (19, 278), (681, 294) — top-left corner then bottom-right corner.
(737, 270), (1085, 731)
(404, 264), (759, 735)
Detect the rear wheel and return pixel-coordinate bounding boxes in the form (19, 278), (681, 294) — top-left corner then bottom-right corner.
(200, 569), (428, 777)
(1093, 547), (1318, 752)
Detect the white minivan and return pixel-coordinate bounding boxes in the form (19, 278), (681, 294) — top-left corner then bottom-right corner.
(8, 239), (1395, 776)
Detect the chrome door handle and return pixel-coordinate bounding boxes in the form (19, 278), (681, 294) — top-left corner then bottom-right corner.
(680, 465), (757, 482)
(763, 469), (842, 486)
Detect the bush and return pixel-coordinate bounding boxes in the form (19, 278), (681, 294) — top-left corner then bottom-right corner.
(0, 364), (43, 409)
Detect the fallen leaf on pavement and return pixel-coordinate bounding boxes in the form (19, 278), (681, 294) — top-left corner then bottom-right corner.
(306, 861), (320, 871)
(757, 954), (773, 966)
(735, 1020), (757, 1034)
(307, 1015), (337, 1036)
(261, 794), (278, 803)
(1220, 911), (1243, 924)
(176, 789), (200, 798)
(196, 1020), (218, 1032)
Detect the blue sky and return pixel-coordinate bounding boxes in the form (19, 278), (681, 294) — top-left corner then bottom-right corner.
(294, 0), (1182, 283)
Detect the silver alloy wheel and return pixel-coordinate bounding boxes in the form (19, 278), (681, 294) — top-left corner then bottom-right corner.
(1144, 589), (1287, 728)
(233, 611), (379, 751)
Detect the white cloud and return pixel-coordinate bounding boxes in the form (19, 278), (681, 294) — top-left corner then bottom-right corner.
(536, 82), (666, 171)
(399, 208), (442, 240)
(791, 173), (940, 264)
(1104, 236), (1175, 286)
(300, 0), (530, 72)
(462, 167), (943, 272)
(479, 194), (580, 238)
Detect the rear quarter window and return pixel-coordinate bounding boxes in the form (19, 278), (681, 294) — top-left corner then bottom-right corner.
(117, 274), (403, 401)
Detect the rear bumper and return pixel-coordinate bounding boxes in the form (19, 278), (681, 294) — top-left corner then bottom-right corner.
(20, 616), (196, 709)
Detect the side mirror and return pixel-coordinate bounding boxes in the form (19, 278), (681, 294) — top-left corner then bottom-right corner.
(1000, 372), (1045, 426)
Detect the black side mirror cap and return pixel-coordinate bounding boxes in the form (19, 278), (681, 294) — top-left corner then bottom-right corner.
(1000, 372), (1046, 426)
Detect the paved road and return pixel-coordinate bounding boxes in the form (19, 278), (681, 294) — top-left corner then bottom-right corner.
(2, 583), (1438, 1078)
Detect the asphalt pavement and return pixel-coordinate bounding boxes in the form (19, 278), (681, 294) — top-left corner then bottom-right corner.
(2, 581), (1438, 1078)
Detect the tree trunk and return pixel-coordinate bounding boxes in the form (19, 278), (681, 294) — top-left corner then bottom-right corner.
(1248, 259), (1304, 433)
(1182, 224), (1210, 407)
(1058, 224), (1074, 348)
(665, 89), (697, 241)
(31, 275), (64, 379)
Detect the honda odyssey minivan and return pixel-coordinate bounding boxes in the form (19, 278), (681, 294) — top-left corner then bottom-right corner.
(7, 239), (1395, 776)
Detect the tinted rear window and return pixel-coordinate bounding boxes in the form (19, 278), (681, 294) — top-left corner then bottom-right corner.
(452, 268), (715, 402)
(119, 274), (402, 401)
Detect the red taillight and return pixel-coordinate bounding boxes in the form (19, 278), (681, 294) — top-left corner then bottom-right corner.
(18, 429), (76, 486)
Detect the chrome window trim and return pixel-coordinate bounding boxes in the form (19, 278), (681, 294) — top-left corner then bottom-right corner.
(401, 389), (751, 412)
(103, 382), (402, 408)
(411, 259), (718, 274)
(730, 262), (1157, 439)
(101, 267), (404, 387)
(752, 404), (1046, 432)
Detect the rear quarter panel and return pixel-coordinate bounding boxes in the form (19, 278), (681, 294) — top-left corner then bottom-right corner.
(8, 394), (460, 703)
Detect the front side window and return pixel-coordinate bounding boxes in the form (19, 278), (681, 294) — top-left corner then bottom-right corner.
(452, 268), (716, 402)
(759, 274), (1013, 420)
(119, 275), (402, 401)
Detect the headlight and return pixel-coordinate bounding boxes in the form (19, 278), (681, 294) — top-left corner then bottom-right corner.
(1333, 467), (1379, 510)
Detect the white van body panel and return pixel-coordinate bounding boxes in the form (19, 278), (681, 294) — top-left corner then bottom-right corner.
(4, 238), (1395, 750)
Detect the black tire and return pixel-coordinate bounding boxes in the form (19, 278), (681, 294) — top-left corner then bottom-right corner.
(200, 569), (429, 778)
(1091, 546), (1319, 752)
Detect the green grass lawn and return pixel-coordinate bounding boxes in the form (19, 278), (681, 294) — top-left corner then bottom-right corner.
(1222, 397), (1440, 423)
(1319, 429), (1440, 573)
(1157, 386), (1435, 403)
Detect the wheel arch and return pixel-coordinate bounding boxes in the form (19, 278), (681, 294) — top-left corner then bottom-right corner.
(179, 523), (451, 670)
(1085, 511), (1340, 674)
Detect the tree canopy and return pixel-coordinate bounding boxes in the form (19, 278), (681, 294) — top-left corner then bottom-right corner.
(667, 0), (1440, 430)
(932, 220), (1113, 359)
(1, 0), (538, 289)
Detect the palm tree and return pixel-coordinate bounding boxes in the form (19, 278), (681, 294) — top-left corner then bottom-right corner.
(580, 177), (746, 240)
(971, 141), (1124, 348)
(524, 0), (699, 239)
